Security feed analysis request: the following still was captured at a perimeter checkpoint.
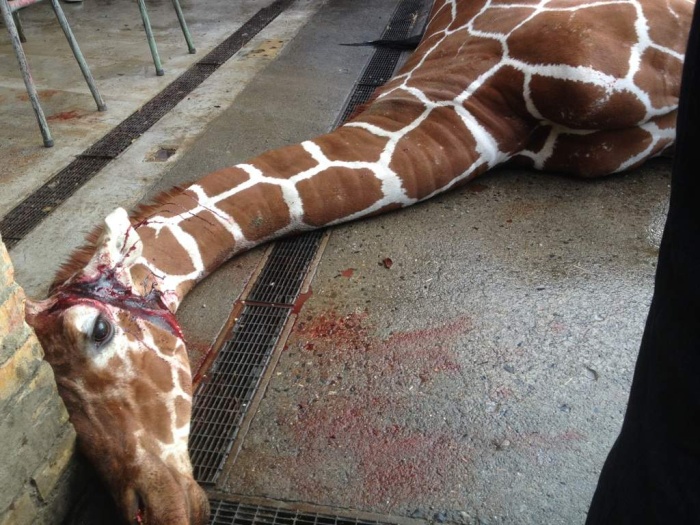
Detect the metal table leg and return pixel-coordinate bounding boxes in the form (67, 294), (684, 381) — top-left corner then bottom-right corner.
(48, 0), (106, 111)
(0, 0), (53, 147)
(171, 0), (195, 54)
(136, 0), (164, 76)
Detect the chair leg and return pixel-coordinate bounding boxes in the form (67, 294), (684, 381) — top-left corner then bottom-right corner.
(12, 10), (26, 43)
(171, 0), (195, 54)
(47, 0), (106, 111)
(0, 0), (53, 147)
(136, 0), (164, 76)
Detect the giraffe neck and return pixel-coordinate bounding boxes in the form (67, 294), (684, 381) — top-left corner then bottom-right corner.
(108, 0), (689, 311)
(130, 97), (523, 311)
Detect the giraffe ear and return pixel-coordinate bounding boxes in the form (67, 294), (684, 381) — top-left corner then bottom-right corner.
(81, 208), (143, 285)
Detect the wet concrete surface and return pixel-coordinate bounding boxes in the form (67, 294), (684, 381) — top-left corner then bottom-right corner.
(1, 0), (674, 523)
(221, 163), (670, 524)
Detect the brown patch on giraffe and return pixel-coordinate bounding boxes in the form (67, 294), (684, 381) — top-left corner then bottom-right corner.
(642, 0), (693, 54)
(352, 93), (428, 133)
(133, 379), (174, 444)
(140, 190), (201, 221)
(138, 226), (197, 277)
(508, 5), (637, 79)
(390, 107), (481, 200)
(218, 182), (292, 241)
(128, 263), (160, 297)
(529, 76), (647, 129)
(466, 66), (533, 152)
(297, 168), (383, 227)
(448, 0), (497, 29)
(472, 7), (537, 35)
(119, 310), (146, 343)
(490, 0), (540, 5)
(178, 368), (193, 396)
(252, 143), (319, 178)
(634, 48), (682, 110)
(195, 166), (251, 196)
(139, 349), (175, 393)
(178, 209), (236, 272)
(545, 126), (652, 177)
(153, 329), (181, 358)
(174, 395), (191, 429)
(405, 36), (503, 101)
(317, 126), (389, 163)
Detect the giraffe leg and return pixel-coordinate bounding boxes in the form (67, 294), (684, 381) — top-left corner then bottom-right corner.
(586, 1), (700, 522)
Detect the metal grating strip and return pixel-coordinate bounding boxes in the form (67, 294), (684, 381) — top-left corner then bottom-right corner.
(198, 0), (295, 66)
(189, 0), (427, 487)
(247, 231), (324, 304)
(208, 501), (389, 525)
(191, 305), (290, 483)
(337, 0), (424, 124)
(0, 157), (111, 249)
(1, 0), (295, 248)
(82, 65), (217, 158)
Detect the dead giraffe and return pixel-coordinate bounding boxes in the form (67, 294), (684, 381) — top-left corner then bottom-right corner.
(24, 0), (693, 523)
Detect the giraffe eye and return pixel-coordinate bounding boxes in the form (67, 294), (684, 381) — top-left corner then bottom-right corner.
(91, 315), (113, 346)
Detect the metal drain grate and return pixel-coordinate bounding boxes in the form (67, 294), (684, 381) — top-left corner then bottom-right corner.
(189, 0), (428, 487)
(247, 231), (324, 304)
(338, 0), (424, 124)
(1, 0), (295, 250)
(208, 501), (390, 525)
(191, 305), (290, 483)
(1, 157), (111, 248)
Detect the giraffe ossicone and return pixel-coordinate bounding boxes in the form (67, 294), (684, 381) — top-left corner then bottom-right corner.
(24, 0), (693, 523)
(81, 207), (143, 287)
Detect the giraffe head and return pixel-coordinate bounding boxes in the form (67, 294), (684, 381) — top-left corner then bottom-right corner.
(25, 208), (209, 525)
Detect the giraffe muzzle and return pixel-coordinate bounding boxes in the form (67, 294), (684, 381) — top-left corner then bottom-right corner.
(123, 459), (210, 525)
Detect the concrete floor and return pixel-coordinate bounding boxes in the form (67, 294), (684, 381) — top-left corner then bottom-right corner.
(1, 0), (672, 523)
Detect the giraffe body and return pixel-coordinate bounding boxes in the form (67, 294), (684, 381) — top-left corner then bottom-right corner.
(25, 0), (693, 523)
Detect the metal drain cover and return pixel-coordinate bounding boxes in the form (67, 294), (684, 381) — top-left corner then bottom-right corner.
(208, 500), (398, 525)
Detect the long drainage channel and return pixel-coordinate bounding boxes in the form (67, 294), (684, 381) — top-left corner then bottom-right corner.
(188, 0), (429, 523)
(0, 0), (295, 250)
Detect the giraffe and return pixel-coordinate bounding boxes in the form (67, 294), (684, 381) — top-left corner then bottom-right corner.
(23, 0), (692, 523)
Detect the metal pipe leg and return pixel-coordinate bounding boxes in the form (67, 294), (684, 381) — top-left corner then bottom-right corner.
(0, 0), (53, 147)
(48, 0), (106, 111)
(12, 10), (26, 43)
(137, 0), (164, 76)
(171, 0), (195, 53)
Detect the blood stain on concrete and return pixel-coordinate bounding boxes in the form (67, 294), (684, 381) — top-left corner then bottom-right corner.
(17, 89), (60, 102)
(187, 339), (214, 384)
(292, 288), (313, 314)
(249, 309), (476, 509)
(47, 110), (83, 121)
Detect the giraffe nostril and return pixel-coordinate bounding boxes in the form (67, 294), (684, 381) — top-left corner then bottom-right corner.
(132, 491), (147, 525)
